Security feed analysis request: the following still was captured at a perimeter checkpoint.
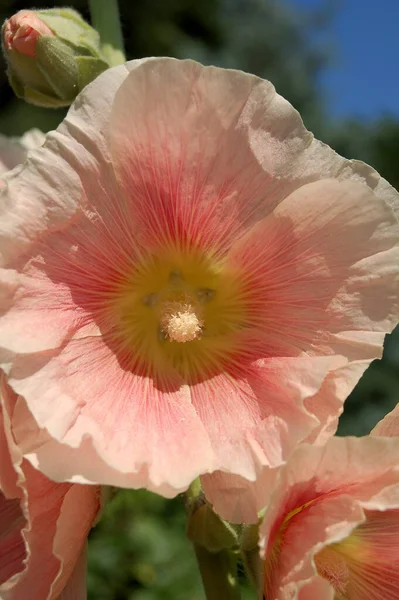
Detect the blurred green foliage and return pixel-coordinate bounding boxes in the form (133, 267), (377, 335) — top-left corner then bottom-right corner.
(87, 490), (204, 600)
(87, 490), (254, 599)
(1, 0), (398, 598)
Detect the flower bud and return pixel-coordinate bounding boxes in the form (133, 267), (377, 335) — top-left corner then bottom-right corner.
(1, 8), (110, 108)
(3, 10), (54, 57)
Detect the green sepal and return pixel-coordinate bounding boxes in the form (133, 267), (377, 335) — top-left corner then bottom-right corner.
(37, 8), (105, 59)
(76, 56), (110, 90)
(36, 36), (79, 101)
(6, 49), (55, 97)
(194, 545), (242, 600)
(240, 522), (260, 552)
(23, 86), (71, 108)
(187, 502), (239, 553)
(240, 522), (264, 591)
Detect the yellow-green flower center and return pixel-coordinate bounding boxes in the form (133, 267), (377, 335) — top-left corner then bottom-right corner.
(315, 544), (351, 597)
(106, 245), (251, 381)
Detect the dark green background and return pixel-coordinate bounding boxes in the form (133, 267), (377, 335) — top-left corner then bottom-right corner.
(1, 1), (398, 597)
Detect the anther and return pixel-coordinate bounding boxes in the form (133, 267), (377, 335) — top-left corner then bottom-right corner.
(158, 328), (168, 342)
(142, 293), (158, 307)
(168, 269), (184, 284)
(197, 288), (215, 303)
(160, 301), (203, 343)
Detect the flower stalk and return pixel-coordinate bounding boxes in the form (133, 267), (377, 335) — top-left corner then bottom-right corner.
(194, 545), (242, 600)
(88, 0), (125, 66)
(240, 523), (263, 590)
(185, 479), (242, 599)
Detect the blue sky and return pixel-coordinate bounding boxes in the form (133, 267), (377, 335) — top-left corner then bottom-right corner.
(289, 0), (399, 120)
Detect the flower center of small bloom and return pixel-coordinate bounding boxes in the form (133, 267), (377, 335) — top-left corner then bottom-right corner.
(314, 530), (371, 598)
(314, 545), (350, 596)
(106, 246), (252, 381)
(160, 300), (203, 343)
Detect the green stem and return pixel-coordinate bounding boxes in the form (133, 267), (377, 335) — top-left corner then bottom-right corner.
(194, 545), (242, 600)
(185, 480), (241, 599)
(88, 0), (125, 66)
(241, 547), (264, 591)
(240, 523), (263, 590)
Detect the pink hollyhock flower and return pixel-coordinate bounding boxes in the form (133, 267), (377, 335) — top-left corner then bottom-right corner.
(257, 421), (399, 600)
(0, 58), (398, 495)
(0, 376), (101, 599)
(2, 10), (54, 58)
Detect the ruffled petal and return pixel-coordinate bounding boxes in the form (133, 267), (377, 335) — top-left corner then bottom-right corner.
(9, 341), (214, 493)
(297, 576), (334, 600)
(57, 544), (87, 600)
(200, 355), (346, 522)
(304, 360), (371, 445)
(263, 494), (364, 600)
(0, 380), (26, 592)
(0, 493), (26, 588)
(110, 58), (305, 255)
(201, 469), (277, 525)
(228, 178), (399, 361)
(371, 403), (399, 437)
(110, 58), (399, 255)
(0, 377), (100, 599)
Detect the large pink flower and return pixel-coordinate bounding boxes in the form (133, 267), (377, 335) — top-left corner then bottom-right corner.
(0, 376), (101, 599)
(258, 416), (399, 600)
(0, 58), (398, 494)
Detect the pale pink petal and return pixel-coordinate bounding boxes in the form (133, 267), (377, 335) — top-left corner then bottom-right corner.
(0, 62), (133, 266)
(0, 493), (26, 588)
(342, 158), (399, 219)
(0, 382), (26, 592)
(0, 378), (100, 599)
(57, 545), (87, 600)
(8, 464), (77, 600)
(297, 576), (334, 600)
(110, 58), (297, 255)
(202, 357), (370, 520)
(0, 59), (397, 275)
(110, 59), (399, 254)
(9, 340), (214, 494)
(200, 355), (346, 523)
(194, 359), (317, 478)
(50, 485), (95, 599)
(371, 403), (399, 437)
(201, 469), (277, 525)
(8, 311), (342, 493)
(10, 394), (150, 490)
(0, 396), (22, 498)
(228, 178), (399, 361)
(304, 360), (371, 445)
(263, 495), (365, 599)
